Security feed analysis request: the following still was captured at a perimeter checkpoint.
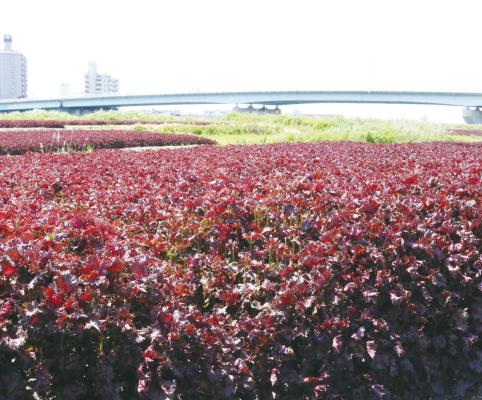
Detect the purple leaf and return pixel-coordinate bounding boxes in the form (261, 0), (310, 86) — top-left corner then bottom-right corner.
(332, 335), (343, 353)
(372, 383), (389, 399)
(351, 326), (366, 341)
(394, 341), (405, 358)
(366, 341), (377, 359)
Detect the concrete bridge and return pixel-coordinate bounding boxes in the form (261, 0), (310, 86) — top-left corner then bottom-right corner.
(1, 91), (482, 123)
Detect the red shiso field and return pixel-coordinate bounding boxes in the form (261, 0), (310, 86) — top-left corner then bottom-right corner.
(0, 120), (66, 129)
(0, 142), (480, 399)
(0, 129), (215, 154)
(0, 119), (211, 129)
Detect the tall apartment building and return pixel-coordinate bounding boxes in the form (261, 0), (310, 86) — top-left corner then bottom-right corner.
(0, 35), (27, 99)
(84, 62), (119, 94)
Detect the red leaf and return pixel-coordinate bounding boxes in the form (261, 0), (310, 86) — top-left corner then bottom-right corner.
(280, 291), (296, 306)
(51, 293), (63, 308)
(107, 258), (124, 274)
(1, 264), (17, 278)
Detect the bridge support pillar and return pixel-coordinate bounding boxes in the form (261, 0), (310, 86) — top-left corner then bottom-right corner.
(462, 107), (482, 124)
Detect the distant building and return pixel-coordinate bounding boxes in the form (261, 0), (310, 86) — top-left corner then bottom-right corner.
(0, 35), (27, 99)
(84, 61), (119, 94)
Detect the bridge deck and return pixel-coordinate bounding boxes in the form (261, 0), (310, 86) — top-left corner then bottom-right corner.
(1, 91), (482, 112)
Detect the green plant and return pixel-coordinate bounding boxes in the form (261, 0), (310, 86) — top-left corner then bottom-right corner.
(133, 124), (146, 132)
(366, 132), (377, 143)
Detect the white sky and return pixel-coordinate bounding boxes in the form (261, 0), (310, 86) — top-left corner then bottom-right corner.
(1, 0), (482, 122)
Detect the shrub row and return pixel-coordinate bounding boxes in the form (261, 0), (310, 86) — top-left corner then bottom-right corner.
(0, 120), (66, 129)
(0, 120), (212, 129)
(0, 142), (480, 399)
(0, 129), (216, 155)
(449, 129), (482, 137)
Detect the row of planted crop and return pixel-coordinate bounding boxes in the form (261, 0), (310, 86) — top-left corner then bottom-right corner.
(0, 119), (211, 128)
(0, 129), (215, 154)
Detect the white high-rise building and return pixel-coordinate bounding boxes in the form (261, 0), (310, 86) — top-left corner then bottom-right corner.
(0, 35), (27, 99)
(84, 61), (119, 94)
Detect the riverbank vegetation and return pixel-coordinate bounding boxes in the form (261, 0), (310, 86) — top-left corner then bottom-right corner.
(1, 110), (481, 145)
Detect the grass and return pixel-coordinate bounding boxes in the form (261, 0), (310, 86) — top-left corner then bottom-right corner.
(149, 113), (481, 145)
(1, 110), (481, 145)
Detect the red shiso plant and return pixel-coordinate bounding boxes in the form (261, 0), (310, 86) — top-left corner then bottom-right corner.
(0, 142), (480, 399)
(0, 129), (216, 154)
(0, 120), (66, 129)
(0, 119), (212, 129)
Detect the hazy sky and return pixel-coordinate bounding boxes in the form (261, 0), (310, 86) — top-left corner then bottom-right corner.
(2, 0), (482, 121)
